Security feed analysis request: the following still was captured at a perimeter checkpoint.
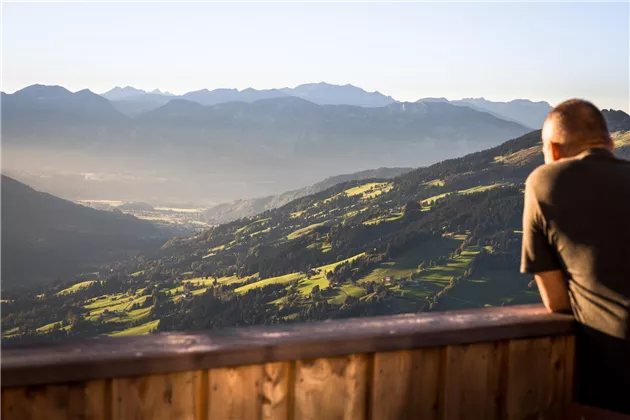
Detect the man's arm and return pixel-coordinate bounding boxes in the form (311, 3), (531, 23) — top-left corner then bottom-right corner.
(533, 270), (572, 314)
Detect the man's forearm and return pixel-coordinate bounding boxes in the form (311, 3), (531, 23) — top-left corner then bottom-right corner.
(534, 271), (572, 314)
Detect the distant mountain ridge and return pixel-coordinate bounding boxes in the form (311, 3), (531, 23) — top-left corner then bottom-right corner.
(99, 82), (397, 116)
(102, 86), (174, 100)
(2, 85), (532, 203)
(419, 97), (552, 129)
(24, 83), (553, 129)
(282, 82), (395, 107)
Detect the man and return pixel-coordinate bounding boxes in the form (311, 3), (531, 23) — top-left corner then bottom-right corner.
(521, 99), (630, 413)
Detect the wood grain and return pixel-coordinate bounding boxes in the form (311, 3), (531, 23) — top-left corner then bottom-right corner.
(208, 364), (263, 419)
(112, 371), (201, 420)
(1, 380), (109, 420)
(443, 341), (507, 420)
(506, 337), (553, 420)
(262, 362), (291, 420)
(371, 347), (443, 420)
(294, 354), (368, 420)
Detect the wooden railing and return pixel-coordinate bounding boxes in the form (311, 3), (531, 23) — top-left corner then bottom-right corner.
(1, 305), (576, 420)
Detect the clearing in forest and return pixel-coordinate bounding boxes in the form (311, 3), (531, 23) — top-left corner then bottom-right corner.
(358, 235), (466, 283)
(56, 280), (98, 296)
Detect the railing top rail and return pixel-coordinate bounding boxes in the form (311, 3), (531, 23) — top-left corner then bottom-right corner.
(1, 304), (574, 387)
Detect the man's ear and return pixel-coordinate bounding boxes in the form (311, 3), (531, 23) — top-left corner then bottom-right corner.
(550, 142), (563, 161)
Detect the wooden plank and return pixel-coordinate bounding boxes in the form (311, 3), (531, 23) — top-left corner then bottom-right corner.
(208, 364), (263, 419)
(542, 335), (569, 419)
(563, 335), (576, 406)
(82, 380), (110, 420)
(112, 371), (201, 420)
(3, 385), (70, 420)
(195, 370), (209, 420)
(506, 337), (553, 420)
(371, 348), (443, 420)
(3, 305), (575, 388)
(443, 341), (507, 420)
(1, 381), (109, 420)
(294, 354), (368, 420)
(262, 362), (291, 420)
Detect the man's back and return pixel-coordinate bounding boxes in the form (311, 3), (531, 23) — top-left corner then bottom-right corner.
(522, 148), (630, 412)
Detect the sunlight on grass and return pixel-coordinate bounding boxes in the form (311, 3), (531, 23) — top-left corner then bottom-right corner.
(56, 280), (98, 296)
(108, 320), (160, 337)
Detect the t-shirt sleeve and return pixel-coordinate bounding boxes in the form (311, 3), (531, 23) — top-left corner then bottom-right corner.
(520, 178), (562, 274)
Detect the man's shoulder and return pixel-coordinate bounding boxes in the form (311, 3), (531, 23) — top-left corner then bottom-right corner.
(525, 160), (571, 191)
(525, 158), (591, 202)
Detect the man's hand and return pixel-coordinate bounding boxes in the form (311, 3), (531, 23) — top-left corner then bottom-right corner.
(534, 270), (572, 314)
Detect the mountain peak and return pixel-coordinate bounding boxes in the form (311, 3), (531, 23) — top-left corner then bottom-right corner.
(14, 84), (72, 97)
(285, 82), (396, 107)
(102, 86), (148, 100)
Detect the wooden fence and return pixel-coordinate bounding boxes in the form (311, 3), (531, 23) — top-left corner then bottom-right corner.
(1, 305), (575, 420)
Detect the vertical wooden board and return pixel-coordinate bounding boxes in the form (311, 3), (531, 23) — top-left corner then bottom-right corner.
(541, 336), (570, 419)
(64, 380), (111, 420)
(208, 364), (264, 420)
(294, 354), (368, 420)
(371, 348), (443, 420)
(112, 371), (201, 420)
(1, 381), (109, 420)
(2, 387), (32, 420)
(1, 385), (71, 420)
(196, 370), (209, 420)
(262, 362), (291, 420)
(563, 335), (576, 406)
(506, 337), (553, 420)
(443, 341), (506, 420)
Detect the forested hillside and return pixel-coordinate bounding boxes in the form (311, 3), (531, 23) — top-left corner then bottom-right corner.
(1, 176), (172, 288)
(202, 167), (413, 224)
(3, 115), (629, 343)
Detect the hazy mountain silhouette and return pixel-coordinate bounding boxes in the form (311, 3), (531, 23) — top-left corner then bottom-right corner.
(102, 86), (173, 100)
(419, 97), (552, 129)
(99, 82), (396, 114)
(1, 175), (170, 287)
(282, 82), (396, 107)
(3, 84), (532, 204)
(1, 85), (126, 146)
(181, 88), (289, 106)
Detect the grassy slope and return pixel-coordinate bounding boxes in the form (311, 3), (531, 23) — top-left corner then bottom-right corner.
(358, 235), (466, 283)
(108, 320), (160, 337)
(56, 280), (98, 296)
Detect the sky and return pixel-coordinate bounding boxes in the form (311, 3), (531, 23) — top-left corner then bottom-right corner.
(2, 2), (629, 111)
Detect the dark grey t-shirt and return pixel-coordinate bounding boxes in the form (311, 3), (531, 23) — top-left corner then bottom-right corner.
(521, 148), (630, 412)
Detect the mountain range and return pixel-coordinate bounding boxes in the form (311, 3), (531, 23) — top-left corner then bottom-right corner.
(100, 83), (552, 130)
(101, 82), (396, 116)
(2, 84), (532, 204)
(419, 97), (552, 129)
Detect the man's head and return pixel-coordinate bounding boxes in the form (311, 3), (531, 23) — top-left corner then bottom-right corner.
(541, 99), (613, 164)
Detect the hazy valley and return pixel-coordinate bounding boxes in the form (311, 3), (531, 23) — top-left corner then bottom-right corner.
(2, 83), (534, 206)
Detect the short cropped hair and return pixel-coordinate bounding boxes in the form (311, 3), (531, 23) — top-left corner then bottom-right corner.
(544, 99), (612, 150)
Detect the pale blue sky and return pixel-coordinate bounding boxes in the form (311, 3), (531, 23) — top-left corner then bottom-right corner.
(2, 2), (629, 111)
